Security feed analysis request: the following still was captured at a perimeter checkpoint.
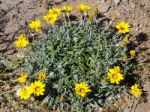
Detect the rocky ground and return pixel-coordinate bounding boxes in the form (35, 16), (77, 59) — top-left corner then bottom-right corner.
(0, 0), (150, 112)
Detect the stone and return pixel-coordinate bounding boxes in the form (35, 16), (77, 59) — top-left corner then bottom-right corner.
(101, 0), (107, 3)
(0, 96), (4, 102)
(130, 3), (135, 9)
(114, 0), (121, 5)
(99, 3), (110, 13)
(111, 10), (121, 20)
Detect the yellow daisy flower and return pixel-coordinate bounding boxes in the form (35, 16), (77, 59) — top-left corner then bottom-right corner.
(108, 66), (124, 84)
(77, 3), (90, 13)
(29, 19), (42, 32)
(122, 36), (128, 42)
(115, 21), (130, 34)
(130, 50), (136, 57)
(43, 13), (58, 25)
(62, 5), (73, 13)
(59, 95), (65, 101)
(75, 82), (91, 97)
(18, 72), (28, 85)
(131, 84), (142, 97)
(48, 7), (61, 15)
(120, 36), (129, 46)
(38, 71), (46, 81)
(18, 87), (32, 100)
(88, 7), (99, 22)
(29, 81), (45, 96)
(113, 66), (121, 73)
(14, 33), (29, 48)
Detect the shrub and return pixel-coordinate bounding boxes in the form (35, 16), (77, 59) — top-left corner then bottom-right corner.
(15, 4), (142, 112)
(21, 20), (134, 111)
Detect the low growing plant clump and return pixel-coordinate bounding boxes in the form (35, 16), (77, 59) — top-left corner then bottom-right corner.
(14, 3), (142, 111)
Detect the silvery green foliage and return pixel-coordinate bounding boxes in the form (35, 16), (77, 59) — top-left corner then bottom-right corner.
(24, 21), (130, 111)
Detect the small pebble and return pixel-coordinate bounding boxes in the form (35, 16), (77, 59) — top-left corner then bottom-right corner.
(114, 0), (121, 5)
(99, 3), (110, 13)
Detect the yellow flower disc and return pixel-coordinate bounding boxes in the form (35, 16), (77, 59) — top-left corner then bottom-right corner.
(14, 33), (29, 48)
(43, 13), (58, 25)
(115, 21), (130, 34)
(62, 5), (73, 13)
(107, 66), (124, 84)
(130, 50), (136, 57)
(131, 84), (142, 97)
(29, 81), (45, 96)
(48, 7), (61, 15)
(18, 72), (28, 85)
(77, 3), (90, 13)
(18, 87), (32, 100)
(29, 19), (42, 32)
(75, 82), (91, 97)
(38, 71), (46, 81)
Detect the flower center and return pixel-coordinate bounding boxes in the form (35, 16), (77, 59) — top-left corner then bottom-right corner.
(40, 75), (44, 79)
(79, 88), (85, 93)
(133, 88), (139, 92)
(35, 87), (41, 92)
(120, 27), (125, 30)
(112, 74), (118, 79)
